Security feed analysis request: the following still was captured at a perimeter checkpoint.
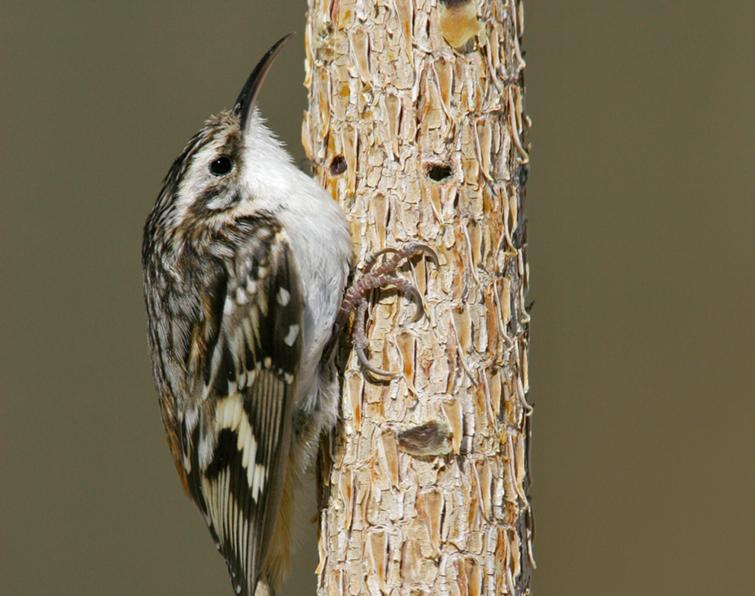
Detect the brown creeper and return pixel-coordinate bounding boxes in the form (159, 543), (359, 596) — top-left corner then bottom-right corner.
(143, 34), (351, 595)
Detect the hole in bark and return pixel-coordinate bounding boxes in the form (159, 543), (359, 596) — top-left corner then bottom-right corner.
(426, 163), (452, 182)
(329, 155), (347, 176)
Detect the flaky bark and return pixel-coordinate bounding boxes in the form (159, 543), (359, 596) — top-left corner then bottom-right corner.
(303, 1), (533, 593)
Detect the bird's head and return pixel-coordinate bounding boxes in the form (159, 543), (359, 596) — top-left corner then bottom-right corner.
(145, 34), (294, 250)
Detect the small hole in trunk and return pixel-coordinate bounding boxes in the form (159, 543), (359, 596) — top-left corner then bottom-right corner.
(329, 155), (347, 176)
(426, 163), (452, 182)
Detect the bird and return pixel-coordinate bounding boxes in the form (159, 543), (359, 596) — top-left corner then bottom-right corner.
(142, 34), (435, 595)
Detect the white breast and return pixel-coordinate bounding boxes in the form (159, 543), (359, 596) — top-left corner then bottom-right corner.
(240, 114), (352, 397)
(279, 173), (352, 380)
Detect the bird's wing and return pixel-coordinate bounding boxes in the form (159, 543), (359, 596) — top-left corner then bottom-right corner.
(181, 223), (303, 596)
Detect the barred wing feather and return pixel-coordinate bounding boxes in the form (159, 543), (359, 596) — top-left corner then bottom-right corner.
(181, 226), (303, 596)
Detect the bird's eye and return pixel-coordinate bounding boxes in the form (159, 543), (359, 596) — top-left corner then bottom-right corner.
(209, 156), (233, 176)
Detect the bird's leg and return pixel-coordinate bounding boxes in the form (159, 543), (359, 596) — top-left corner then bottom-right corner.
(336, 242), (438, 378)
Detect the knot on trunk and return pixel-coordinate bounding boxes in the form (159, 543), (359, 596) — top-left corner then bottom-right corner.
(397, 419), (453, 458)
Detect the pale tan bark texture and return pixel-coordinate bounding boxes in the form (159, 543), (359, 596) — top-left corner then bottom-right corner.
(302, 1), (533, 594)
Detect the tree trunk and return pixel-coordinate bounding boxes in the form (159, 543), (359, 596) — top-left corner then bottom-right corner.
(302, 1), (533, 594)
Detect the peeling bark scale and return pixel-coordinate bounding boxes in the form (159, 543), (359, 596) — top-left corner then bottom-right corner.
(302, 1), (533, 594)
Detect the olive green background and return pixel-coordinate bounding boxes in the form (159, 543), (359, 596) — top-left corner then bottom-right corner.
(1, 2), (752, 595)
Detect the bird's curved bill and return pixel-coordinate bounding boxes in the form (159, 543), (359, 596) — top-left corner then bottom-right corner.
(234, 33), (294, 131)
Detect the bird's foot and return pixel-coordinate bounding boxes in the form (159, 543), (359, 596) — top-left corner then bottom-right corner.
(337, 242), (438, 379)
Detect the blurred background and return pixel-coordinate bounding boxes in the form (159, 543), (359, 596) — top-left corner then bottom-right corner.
(1, 2), (752, 595)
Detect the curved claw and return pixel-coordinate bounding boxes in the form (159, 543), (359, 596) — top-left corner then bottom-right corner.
(387, 276), (425, 322)
(355, 342), (399, 379)
(403, 241), (440, 268)
(354, 301), (400, 379)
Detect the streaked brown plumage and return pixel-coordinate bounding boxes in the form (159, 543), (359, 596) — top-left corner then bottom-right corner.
(142, 35), (351, 595)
